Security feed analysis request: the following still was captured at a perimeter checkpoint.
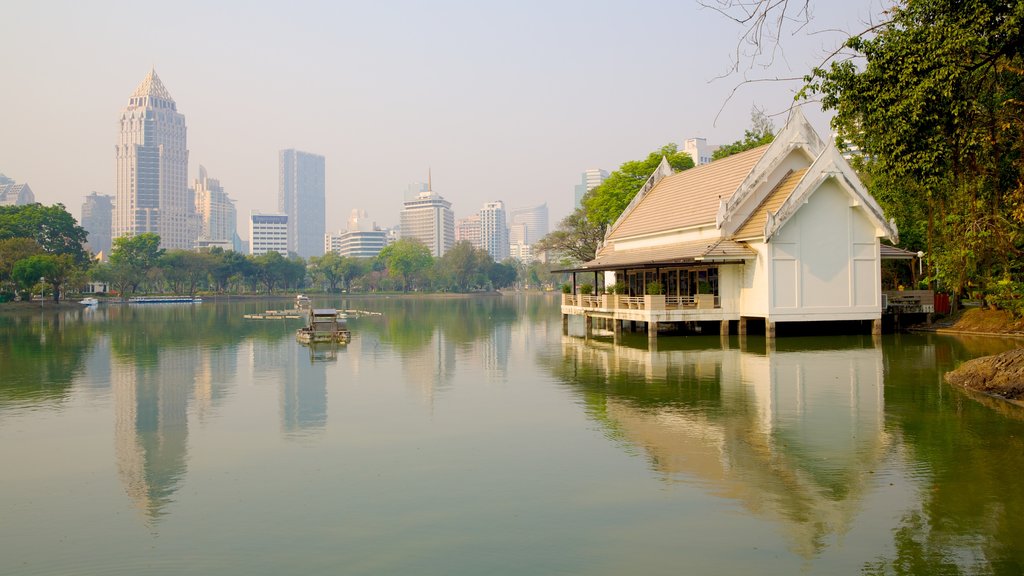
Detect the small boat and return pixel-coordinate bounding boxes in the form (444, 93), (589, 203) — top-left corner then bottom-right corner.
(296, 294), (311, 309)
(80, 297), (99, 306)
(296, 308), (350, 344)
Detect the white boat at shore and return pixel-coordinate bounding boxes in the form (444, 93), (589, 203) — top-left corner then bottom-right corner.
(80, 297), (99, 306)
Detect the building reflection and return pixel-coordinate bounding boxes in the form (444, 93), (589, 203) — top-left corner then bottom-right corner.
(247, 336), (328, 437)
(556, 335), (887, 559)
(112, 343), (235, 522)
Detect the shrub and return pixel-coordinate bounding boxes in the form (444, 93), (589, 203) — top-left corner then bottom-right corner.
(645, 281), (663, 295)
(579, 283), (594, 295)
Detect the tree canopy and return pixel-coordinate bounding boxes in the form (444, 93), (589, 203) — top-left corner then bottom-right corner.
(0, 203), (89, 263)
(805, 0), (1024, 301)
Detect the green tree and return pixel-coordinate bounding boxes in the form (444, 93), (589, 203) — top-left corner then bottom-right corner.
(0, 238), (44, 294)
(0, 203), (89, 263)
(711, 107), (775, 160)
(535, 207), (606, 264)
(159, 250), (213, 295)
(584, 144), (695, 227)
(253, 251), (289, 293)
(378, 238), (433, 292)
(309, 252), (346, 292)
(805, 0), (1024, 301)
(436, 241), (491, 292)
(108, 233), (164, 295)
(11, 254), (58, 299)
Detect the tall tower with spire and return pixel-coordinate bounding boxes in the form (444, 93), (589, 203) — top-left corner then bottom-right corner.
(114, 69), (191, 250)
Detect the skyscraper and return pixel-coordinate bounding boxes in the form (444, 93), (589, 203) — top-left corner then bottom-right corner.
(193, 165), (237, 246)
(479, 201), (509, 261)
(81, 192), (114, 257)
(0, 181), (35, 206)
(279, 149), (325, 258)
(573, 168), (609, 209)
(114, 69), (191, 249)
(509, 203), (548, 246)
(455, 214), (481, 248)
(400, 183), (454, 257)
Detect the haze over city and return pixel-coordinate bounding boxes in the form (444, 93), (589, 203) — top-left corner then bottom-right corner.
(2, 1), (883, 232)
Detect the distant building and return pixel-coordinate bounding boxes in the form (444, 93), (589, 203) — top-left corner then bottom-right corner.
(81, 192), (114, 257)
(0, 182), (35, 206)
(193, 165), (237, 248)
(509, 202), (548, 246)
(479, 200), (509, 261)
(509, 242), (536, 262)
(114, 69), (191, 249)
(574, 168), (608, 209)
(455, 214), (481, 247)
(249, 212), (288, 256)
(279, 149), (325, 258)
(682, 137), (720, 166)
(324, 209), (387, 258)
(400, 184), (454, 257)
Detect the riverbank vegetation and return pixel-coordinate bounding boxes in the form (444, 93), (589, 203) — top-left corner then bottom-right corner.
(1, 204), (552, 300)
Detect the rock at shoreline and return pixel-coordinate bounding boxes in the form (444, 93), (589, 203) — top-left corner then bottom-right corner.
(946, 348), (1024, 400)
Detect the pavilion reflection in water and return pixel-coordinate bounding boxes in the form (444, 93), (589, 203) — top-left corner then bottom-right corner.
(558, 335), (887, 558)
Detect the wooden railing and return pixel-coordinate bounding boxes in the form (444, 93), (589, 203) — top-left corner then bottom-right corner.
(563, 294), (720, 310)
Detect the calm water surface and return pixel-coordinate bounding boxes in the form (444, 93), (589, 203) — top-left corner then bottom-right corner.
(2, 294), (1023, 575)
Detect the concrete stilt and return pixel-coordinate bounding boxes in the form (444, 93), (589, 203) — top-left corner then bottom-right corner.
(562, 314), (568, 334)
(738, 317), (748, 336)
(767, 321), (777, 339)
(648, 321), (658, 350)
(872, 318), (882, 335)
(584, 315), (593, 339)
(614, 319), (622, 336)
(720, 319), (730, 335)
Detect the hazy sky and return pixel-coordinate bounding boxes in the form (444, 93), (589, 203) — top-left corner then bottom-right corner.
(1, 1), (884, 233)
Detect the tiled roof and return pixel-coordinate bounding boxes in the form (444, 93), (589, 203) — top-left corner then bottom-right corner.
(606, 145), (770, 241)
(580, 238), (755, 269)
(732, 168), (807, 240)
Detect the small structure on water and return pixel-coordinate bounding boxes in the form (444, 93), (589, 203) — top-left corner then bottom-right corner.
(558, 108), (904, 340)
(296, 308), (350, 344)
(296, 294), (311, 309)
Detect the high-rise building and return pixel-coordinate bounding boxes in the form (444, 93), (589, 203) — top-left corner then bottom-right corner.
(509, 203), (548, 246)
(574, 168), (608, 209)
(115, 69), (191, 249)
(279, 149), (325, 258)
(682, 138), (720, 166)
(193, 165), (237, 247)
(81, 192), (114, 257)
(455, 214), (481, 248)
(400, 184), (454, 257)
(479, 201), (509, 261)
(324, 209), (387, 258)
(249, 212), (288, 256)
(0, 181), (35, 206)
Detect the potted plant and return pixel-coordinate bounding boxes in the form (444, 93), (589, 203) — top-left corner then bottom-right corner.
(695, 280), (714, 309)
(560, 283), (572, 305)
(644, 281), (665, 310)
(602, 281), (626, 309)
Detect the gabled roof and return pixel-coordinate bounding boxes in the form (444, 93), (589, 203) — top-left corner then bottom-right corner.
(604, 145), (769, 243)
(130, 69), (175, 102)
(764, 144), (898, 244)
(732, 169), (807, 240)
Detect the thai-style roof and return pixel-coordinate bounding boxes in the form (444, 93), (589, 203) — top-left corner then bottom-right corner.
(604, 145), (770, 242)
(580, 238), (754, 270)
(732, 168), (808, 240)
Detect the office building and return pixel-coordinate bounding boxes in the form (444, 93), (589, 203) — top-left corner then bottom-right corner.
(279, 149), (325, 258)
(115, 69), (191, 249)
(479, 200), (509, 261)
(324, 209), (387, 258)
(455, 215), (481, 248)
(249, 212), (288, 256)
(0, 181), (35, 206)
(509, 203), (548, 246)
(682, 138), (720, 166)
(574, 168), (608, 209)
(193, 165), (237, 247)
(81, 192), (114, 257)
(400, 185), (454, 257)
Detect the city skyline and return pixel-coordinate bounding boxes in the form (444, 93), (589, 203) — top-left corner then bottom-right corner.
(1, 3), (880, 234)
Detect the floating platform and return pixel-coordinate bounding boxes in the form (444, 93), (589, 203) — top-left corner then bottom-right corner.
(244, 309), (304, 319)
(129, 296), (203, 304)
(295, 308), (351, 344)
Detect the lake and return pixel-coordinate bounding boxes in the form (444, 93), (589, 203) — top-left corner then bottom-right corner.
(2, 294), (1023, 575)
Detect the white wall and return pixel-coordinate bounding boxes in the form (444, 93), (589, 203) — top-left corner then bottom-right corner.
(768, 180), (881, 321)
